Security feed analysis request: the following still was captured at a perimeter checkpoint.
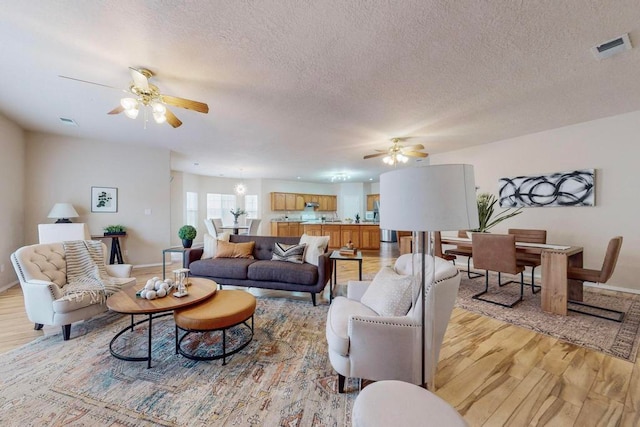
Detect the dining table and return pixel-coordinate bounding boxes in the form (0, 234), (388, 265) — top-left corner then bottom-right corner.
(440, 236), (584, 316)
(220, 225), (249, 235)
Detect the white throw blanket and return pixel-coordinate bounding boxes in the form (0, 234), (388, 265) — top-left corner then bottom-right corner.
(62, 240), (123, 303)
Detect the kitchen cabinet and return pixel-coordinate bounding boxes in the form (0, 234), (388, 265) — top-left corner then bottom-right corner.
(272, 222), (301, 237)
(360, 225), (381, 250)
(271, 193), (286, 211)
(340, 225), (361, 249)
(321, 224), (341, 248)
(366, 194), (380, 211)
(271, 192), (338, 211)
(302, 224), (323, 237)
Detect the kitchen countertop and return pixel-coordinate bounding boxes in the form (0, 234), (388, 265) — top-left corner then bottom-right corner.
(300, 221), (380, 226)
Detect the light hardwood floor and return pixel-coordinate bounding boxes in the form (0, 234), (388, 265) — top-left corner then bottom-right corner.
(1, 243), (638, 426)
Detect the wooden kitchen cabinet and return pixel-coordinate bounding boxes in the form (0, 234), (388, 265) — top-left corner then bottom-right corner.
(366, 194), (380, 211)
(295, 195), (305, 210)
(321, 224), (341, 248)
(360, 225), (381, 250)
(271, 193), (286, 211)
(340, 225), (361, 249)
(302, 224), (323, 237)
(273, 222), (301, 237)
(285, 193), (297, 210)
(271, 192), (337, 211)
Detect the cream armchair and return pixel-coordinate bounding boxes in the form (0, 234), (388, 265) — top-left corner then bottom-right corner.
(325, 254), (460, 392)
(10, 241), (136, 340)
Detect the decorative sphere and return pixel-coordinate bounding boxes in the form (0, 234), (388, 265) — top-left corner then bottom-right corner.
(144, 282), (155, 290)
(139, 290), (147, 299)
(146, 290), (157, 300)
(156, 288), (167, 298)
(164, 278), (174, 285)
(151, 277), (160, 281)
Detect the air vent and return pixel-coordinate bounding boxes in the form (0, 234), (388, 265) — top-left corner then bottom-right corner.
(591, 33), (632, 60)
(59, 117), (78, 127)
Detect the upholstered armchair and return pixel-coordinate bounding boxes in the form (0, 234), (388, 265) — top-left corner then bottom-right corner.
(11, 241), (136, 340)
(325, 254), (461, 392)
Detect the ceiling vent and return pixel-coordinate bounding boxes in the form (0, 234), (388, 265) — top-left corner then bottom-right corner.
(591, 33), (632, 60)
(59, 117), (78, 127)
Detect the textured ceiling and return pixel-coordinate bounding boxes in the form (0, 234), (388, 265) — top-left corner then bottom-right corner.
(1, 1), (640, 182)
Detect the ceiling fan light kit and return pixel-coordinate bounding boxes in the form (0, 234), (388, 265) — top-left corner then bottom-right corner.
(60, 67), (209, 129)
(365, 137), (428, 166)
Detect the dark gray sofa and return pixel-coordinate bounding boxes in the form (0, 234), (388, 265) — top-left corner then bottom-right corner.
(184, 235), (332, 305)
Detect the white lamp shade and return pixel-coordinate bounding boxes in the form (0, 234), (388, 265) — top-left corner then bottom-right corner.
(380, 164), (479, 232)
(47, 203), (79, 219)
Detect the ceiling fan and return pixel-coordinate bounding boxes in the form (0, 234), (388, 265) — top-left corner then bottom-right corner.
(59, 67), (209, 128)
(363, 137), (428, 165)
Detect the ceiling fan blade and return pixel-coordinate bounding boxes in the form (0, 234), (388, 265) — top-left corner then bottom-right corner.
(107, 105), (124, 115)
(129, 67), (149, 91)
(59, 75), (122, 91)
(364, 153), (387, 159)
(403, 151), (429, 158)
(402, 143), (425, 151)
(165, 108), (183, 128)
(162, 95), (209, 114)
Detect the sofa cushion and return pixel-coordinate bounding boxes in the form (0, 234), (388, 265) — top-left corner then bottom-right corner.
(326, 296), (378, 356)
(299, 234), (330, 266)
(247, 260), (318, 285)
(215, 241), (255, 259)
(201, 232), (231, 259)
(189, 258), (256, 280)
(271, 242), (306, 264)
(361, 266), (414, 317)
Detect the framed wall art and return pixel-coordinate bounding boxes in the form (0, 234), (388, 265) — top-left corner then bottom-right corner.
(91, 186), (118, 213)
(499, 169), (595, 208)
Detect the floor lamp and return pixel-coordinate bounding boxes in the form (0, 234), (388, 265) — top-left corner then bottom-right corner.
(380, 164), (478, 390)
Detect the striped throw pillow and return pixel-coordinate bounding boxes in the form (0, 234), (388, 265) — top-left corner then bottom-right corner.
(272, 242), (306, 264)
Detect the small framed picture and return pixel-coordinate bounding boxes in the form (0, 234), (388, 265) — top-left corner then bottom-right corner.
(91, 187), (118, 213)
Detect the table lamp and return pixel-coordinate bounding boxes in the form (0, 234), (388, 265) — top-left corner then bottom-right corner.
(380, 164), (478, 390)
(47, 203), (79, 223)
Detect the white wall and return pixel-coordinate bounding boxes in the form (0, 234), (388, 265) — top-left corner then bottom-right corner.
(431, 110), (640, 291)
(0, 113), (25, 291)
(25, 132), (171, 266)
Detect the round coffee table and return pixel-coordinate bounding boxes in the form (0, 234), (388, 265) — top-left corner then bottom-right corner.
(107, 277), (218, 368)
(174, 290), (257, 365)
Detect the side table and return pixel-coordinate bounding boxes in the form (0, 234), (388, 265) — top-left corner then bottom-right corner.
(92, 233), (126, 264)
(162, 246), (201, 279)
(329, 250), (363, 302)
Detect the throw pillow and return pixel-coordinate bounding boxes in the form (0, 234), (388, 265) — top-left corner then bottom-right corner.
(214, 241), (255, 259)
(360, 266), (415, 317)
(271, 242), (307, 263)
(201, 232), (231, 259)
(299, 234), (330, 266)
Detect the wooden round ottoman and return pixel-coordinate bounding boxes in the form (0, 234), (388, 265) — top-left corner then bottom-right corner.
(352, 380), (468, 427)
(174, 290), (256, 364)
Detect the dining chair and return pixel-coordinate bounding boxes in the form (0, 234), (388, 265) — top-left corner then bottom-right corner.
(212, 218), (224, 236)
(567, 236), (624, 322)
(471, 233), (524, 308)
(434, 231), (456, 263)
(243, 218), (262, 235)
(507, 228), (547, 292)
(444, 230), (483, 279)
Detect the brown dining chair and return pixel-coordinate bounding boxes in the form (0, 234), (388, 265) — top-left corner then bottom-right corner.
(567, 236), (624, 322)
(444, 230), (483, 279)
(434, 231), (456, 262)
(507, 228), (547, 292)
(471, 233), (524, 308)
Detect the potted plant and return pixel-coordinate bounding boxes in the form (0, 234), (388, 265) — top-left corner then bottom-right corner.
(230, 208), (247, 226)
(472, 193), (522, 233)
(178, 225), (197, 248)
(103, 224), (126, 236)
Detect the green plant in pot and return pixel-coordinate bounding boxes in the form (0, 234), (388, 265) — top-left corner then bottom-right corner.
(472, 193), (523, 232)
(104, 224), (126, 235)
(178, 225), (197, 248)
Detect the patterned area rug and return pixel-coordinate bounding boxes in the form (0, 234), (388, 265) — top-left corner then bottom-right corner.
(0, 297), (357, 426)
(457, 272), (640, 362)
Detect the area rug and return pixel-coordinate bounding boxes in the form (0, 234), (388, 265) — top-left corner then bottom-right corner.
(0, 297), (357, 426)
(456, 272), (640, 362)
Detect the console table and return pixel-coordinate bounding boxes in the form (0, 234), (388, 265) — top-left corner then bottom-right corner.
(92, 233), (126, 264)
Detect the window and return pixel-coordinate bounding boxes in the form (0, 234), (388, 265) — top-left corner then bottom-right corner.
(185, 192), (198, 227)
(206, 193), (237, 225)
(245, 195), (258, 219)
